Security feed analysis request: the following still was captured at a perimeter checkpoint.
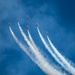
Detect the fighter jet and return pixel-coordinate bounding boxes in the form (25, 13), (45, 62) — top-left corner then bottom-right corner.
(36, 22), (39, 27)
(8, 22), (11, 26)
(26, 24), (29, 29)
(26, 15), (30, 20)
(16, 18), (19, 22)
(46, 31), (48, 35)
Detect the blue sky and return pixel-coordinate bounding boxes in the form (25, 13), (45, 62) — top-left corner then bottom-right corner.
(0, 0), (75, 75)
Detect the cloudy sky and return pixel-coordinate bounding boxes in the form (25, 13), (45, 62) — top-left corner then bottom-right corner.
(0, 0), (75, 75)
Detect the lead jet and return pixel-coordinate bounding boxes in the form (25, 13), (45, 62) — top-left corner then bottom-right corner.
(26, 15), (30, 20)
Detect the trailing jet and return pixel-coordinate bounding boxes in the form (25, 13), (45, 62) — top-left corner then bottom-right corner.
(8, 22), (11, 26)
(45, 31), (49, 35)
(36, 22), (39, 27)
(16, 18), (19, 22)
(26, 24), (29, 29)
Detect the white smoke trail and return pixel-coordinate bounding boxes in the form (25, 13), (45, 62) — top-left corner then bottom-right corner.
(27, 29), (50, 65)
(9, 26), (37, 62)
(37, 27), (64, 65)
(9, 26), (52, 75)
(37, 27), (75, 75)
(27, 29), (54, 65)
(27, 29), (39, 51)
(17, 22), (66, 75)
(47, 36), (75, 75)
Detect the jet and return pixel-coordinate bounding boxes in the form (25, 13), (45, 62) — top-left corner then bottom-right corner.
(36, 22), (39, 27)
(8, 22), (11, 26)
(16, 18), (19, 22)
(26, 24), (29, 29)
(26, 15), (30, 20)
(45, 31), (49, 35)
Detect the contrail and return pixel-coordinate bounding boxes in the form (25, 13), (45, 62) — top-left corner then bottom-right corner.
(27, 29), (40, 52)
(17, 22), (65, 75)
(47, 35), (75, 75)
(37, 27), (75, 75)
(9, 26), (37, 62)
(9, 26), (52, 75)
(27, 29), (50, 65)
(37, 27), (63, 66)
